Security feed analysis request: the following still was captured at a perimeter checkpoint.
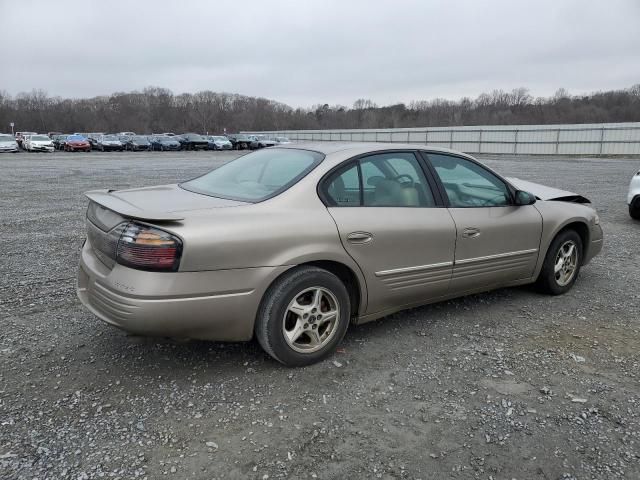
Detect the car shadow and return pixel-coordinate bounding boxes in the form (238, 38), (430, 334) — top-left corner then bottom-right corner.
(88, 284), (547, 380)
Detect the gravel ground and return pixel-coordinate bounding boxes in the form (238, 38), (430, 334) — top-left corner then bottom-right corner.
(1, 150), (639, 480)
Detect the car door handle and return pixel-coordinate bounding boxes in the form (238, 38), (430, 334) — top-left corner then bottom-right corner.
(347, 232), (373, 244)
(462, 227), (481, 238)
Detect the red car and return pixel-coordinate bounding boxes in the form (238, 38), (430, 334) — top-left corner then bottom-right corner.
(64, 135), (91, 152)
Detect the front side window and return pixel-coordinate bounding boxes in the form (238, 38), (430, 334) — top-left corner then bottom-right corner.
(322, 152), (436, 207)
(181, 148), (324, 202)
(428, 153), (511, 207)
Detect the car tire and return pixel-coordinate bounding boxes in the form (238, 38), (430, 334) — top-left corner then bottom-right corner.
(535, 229), (583, 295)
(630, 197), (640, 220)
(255, 266), (351, 367)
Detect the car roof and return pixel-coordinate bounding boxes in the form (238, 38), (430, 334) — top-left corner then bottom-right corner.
(277, 141), (474, 157)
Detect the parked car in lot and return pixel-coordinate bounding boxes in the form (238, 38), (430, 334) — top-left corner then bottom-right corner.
(274, 136), (291, 145)
(96, 134), (124, 151)
(86, 134), (105, 149)
(15, 132), (37, 148)
(255, 135), (277, 148)
(120, 135), (151, 151)
(64, 134), (91, 152)
(227, 134), (259, 150)
(628, 168), (640, 219)
(149, 135), (182, 151)
(0, 134), (19, 152)
(178, 133), (209, 151)
(77, 143), (603, 366)
(116, 131), (136, 137)
(52, 134), (68, 150)
(24, 134), (55, 152)
(206, 135), (233, 150)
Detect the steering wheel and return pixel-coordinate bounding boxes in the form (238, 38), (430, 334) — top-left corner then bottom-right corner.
(393, 174), (414, 187)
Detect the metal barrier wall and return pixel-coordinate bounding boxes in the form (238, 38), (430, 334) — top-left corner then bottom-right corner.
(245, 122), (640, 155)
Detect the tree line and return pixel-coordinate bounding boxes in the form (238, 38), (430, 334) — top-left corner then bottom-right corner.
(1, 85), (639, 134)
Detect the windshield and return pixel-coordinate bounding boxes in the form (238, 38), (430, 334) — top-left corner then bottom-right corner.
(181, 148), (324, 202)
(0, 135), (14, 141)
(212, 136), (228, 141)
(67, 135), (84, 141)
(133, 136), (148, 141)
(32, 135), (50, 141)
(103, 135), (118, 141)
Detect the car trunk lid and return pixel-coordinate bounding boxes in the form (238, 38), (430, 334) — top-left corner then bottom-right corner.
(85, 184), (247, 221)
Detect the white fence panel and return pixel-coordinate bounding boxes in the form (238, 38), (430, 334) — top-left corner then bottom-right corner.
(246, 122), (640, 155)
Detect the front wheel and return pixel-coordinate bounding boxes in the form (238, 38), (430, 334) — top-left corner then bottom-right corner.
(255, 267), (351, 367)
(536, 230), (583, 295)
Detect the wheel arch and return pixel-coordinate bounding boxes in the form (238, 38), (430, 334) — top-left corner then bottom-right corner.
(538, 219), (591, 276)
(259, 259), (367, 322)
(301, 260), (363, 320)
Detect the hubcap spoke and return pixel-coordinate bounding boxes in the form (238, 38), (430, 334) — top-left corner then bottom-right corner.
(288, 300), (306, 318)
(285, 319), (305, 343)
(306, 329), (322, 346)
(320, 310), (337, 324)
(311, 289), (323, 309)
(565, 244), (574, 258)
(554, 258), (564, 273)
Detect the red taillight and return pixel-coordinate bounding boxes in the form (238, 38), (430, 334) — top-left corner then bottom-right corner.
(116, 222), (182, 272)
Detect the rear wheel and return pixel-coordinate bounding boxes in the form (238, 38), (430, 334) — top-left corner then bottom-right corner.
(255, 266), (351, 367)
(536, 229), (583, 295)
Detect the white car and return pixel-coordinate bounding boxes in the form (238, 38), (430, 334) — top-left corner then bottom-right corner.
(208, 136), (233, 150)
(24, 134), (55, 152)
(274, 136), (292, 144)
(629, 168), (640, 220)
(0, 134), (19, 152)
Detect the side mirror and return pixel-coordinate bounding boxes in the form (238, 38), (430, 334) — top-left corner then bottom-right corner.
(514, 190), (536, 206)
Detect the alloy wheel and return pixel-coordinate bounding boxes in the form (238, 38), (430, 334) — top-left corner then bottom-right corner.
(282, 287), (340, 353)
(554, 240), (578, 286)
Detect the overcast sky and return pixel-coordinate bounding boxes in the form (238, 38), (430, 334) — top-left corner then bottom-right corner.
(1, 0), (639, 107)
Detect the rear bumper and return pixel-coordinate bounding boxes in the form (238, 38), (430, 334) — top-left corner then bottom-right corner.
(76, 240), (288, 341)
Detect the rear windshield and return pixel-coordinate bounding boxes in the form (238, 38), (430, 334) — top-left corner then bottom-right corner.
(181, 148), (324, 202)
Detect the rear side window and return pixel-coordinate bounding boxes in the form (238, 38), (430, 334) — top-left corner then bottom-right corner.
(325, 163), (360, 206)
(181, 148), (324, 202)
(322, 152), (436, 207)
